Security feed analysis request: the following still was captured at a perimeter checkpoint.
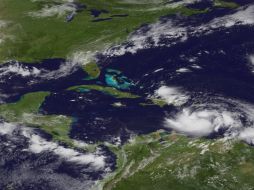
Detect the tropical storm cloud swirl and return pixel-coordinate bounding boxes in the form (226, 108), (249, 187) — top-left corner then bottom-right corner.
(1, 0), (254, 190)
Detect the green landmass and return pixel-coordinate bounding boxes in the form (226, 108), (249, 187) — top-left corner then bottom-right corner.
(151, 98), (168, 107)
(140, 98), (168, 108)
(100, 131), (254, 190)
(67, 84), (140, 99)
(214, 0), (239, 8)
(0, 92), (75, 146)
(0, 0), (210, 63)
(83, 62), (101, 79)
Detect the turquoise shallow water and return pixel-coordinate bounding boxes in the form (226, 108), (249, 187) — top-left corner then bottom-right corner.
(105, 69), (134, 90)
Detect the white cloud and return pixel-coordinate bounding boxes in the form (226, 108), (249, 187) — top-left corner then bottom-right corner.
(105, 20), (187, 56)
(165, 0), (203, 8)
(176, 67), (191, 73)
(21, 129), (106, 169)
(0, 122), (106, 169)
(239, 127), (254, 145)
(31, 0), (74, 2)
(112, 102), (125, 107)
(248, 54), (254, 72)
(250, 55), (254, 65)
(153, 68), (164, 73)
(104, 5), (254, 57)
(0, 51), (96, 80)
(41, 51), (96, 79)
(68, 51), (96, 66)
(165, 108), (241, 137)
(191, 64), (202, 69)
(154, 86), (189, 106)
(0, 20), (12, 45)
(0, 122), (17, 135)
(0, 61), (41, 77)
(29, 3), (76, 18)
(0, 92), (9, 104)
(163, 97), (254, 145)
(0, 20), (8, 29)
(224, 5), (254, 26)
